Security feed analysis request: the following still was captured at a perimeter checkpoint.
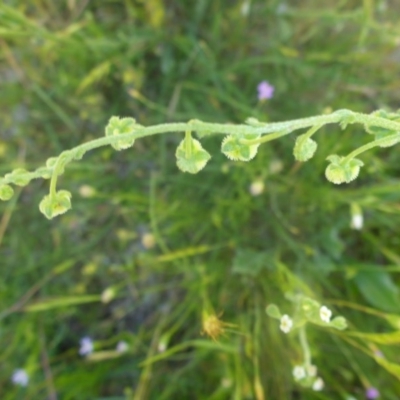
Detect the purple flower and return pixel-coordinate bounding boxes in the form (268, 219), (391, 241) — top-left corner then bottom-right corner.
(79, 336), (94, 356)
(11, 369), (29, 387)
(366, 387), (380, 399)
(257, 81), (274, 100)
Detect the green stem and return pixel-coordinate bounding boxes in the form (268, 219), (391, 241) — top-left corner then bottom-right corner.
(185, 131), (192, 157)
(302, 123), (323, 141)
(2, 109), (400, 188)
(343, 132), (400, 163)
(299, 326), (311, 367)
(49, 151), (72, 199)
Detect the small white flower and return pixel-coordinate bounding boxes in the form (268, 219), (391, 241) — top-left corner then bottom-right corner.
(312, 377), (324, 391)
(158, 342), (167, 353)
(141, 233), (155, 249)
(101, 287), (115, 303)
(116, 341), (129, 353)
(79, 184), (96, 198)
(269, 158), (283, 174)
(280, 314), (293, 333)
(240, 0), (250, 16)
(292, 365), (306, 380)
(11, 369), (29, 387)
(306, 364), (317, 377)
(319, 306), (332, 323)
(249, 181), (264, 196)
(351, 213), (363, 230)
(79, 336), (94, 356)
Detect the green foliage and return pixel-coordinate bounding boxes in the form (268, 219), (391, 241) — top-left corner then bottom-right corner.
(2, 1), (400, 399)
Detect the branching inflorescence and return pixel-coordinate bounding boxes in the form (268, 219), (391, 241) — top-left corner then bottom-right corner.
(1, 109), (400, 219)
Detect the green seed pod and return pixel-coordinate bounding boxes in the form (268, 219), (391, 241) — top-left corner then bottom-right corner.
(325, 163), (347, 185)
(4, 168), (31, 187)
(221, 133), (260, 161)
(0, 184), (14, 201)
(105, 116), (140, 151)
(325, 155), (364, 184)
(175, 136), (211, 174)
(39, 190), (72, 219)
(293, 134), (317, 162)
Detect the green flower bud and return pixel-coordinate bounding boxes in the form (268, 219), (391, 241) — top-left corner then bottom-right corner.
(39, 190), (72, 219)
(221, 133), (260, 161)
(300, 297), (320, 320)
(329, 316), (347, 330)
(293, 134), (317, 162)
(46, 157), (58, 168)
(105, 116), (140, 151)
(36, 167), (51, 179)
(325, 155), (364, 184)
(366, 109), (400, 148)
(245, 117), (264, 127)
(175, 135), (211, 174)
(0, 184), (14, 201)
(73, 147), (86, 160)
(4, 168), (31, 187)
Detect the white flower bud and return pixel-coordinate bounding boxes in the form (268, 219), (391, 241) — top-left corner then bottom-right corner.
(312, 377), (324, 391)
(249, 180), (264, 196)
(292, 365), (306, 380)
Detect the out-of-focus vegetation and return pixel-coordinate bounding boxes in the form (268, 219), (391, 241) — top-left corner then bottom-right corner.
(1, 1), (400, 399)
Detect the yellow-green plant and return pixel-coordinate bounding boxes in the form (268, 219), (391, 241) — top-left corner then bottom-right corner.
(1, 108), (400, 219)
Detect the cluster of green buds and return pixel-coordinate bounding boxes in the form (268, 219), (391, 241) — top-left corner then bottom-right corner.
(267, 295), (347, 390)
(1, 109), (400, 219)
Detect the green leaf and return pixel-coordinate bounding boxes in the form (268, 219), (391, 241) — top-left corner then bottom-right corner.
(347, 330), (400, 344)
(232, 248), (274, 276)
(266, 304), (282, 319)
(353, 270), (400, 313)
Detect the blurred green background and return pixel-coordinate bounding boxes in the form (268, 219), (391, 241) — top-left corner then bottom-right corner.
(1, 0), (400, 399)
